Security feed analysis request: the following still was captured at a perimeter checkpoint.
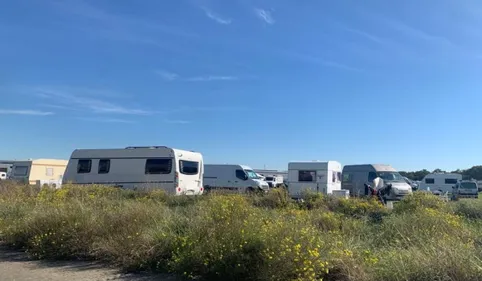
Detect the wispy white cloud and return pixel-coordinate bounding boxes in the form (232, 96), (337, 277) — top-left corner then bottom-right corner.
(185, 75), (238, 82)
(156, 70), (179, 81)
(0, 109), (54, 116)
(76, 117), (135, 124)
(202, 7), (232, 25)
(164, 119), (191, 124)
(282, 51), (364, 72)
(155, 71), (238, 82)
(386, 19), (454, 47)
(31, 87), (155, 115)
(254, 8), (275, 25)
(342, 27), (387, 45)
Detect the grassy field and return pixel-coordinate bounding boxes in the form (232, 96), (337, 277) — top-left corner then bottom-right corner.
(1, 182), (482, 281)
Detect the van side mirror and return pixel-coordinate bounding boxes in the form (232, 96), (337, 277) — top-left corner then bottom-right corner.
(244, 174), (249, 181)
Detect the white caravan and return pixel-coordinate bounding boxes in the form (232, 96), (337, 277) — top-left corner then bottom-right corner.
(287, 161), (342, 198)
(203, 164), (269, 192)
(63, 146), (204, 195)
(264, 175), (284, 188)
(419, 173), (462, 194)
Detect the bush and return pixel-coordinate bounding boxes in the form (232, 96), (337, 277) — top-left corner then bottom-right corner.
(1, 182), (482, 281)
(393, 191), (446, 214)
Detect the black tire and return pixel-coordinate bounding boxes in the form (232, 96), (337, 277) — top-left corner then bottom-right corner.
(203, 186), (211, 195)
(245, 186), (255, 194)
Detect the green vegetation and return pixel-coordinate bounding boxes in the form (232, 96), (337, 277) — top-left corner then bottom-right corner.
(400, 165), (482, 181)
(1, 181), (482, 281)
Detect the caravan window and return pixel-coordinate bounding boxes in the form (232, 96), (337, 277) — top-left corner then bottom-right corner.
(98, 159), (110, 174)
(179, 160), (198, 175)
(298, 171), (316, 182)
(13, 166), (28, 176)
(425, 178), (435, 184)
(445, 178), (458, 184)
(77, 159), (92, 174)
(145, 159), (172, 174)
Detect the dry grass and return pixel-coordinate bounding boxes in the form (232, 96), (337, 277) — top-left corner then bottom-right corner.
(1, 181), (481, 281)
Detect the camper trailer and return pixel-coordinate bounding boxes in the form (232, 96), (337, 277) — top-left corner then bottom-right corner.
(419, 173), (463, 194)
(287, 161), (342, 198)
(63, 146), (204, 195)
(203, 164), (269, 192)
(10, 159), (67, 186)
(342, 164), (412, 200)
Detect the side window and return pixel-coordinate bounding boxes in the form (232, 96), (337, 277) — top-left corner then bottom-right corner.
(298, 170), (316, 182)
(46, 168), (53, 176)
(368, 172), (377, 182)
(445, 178), (457, 184)
(179, 160), (199, 175)
(337, 172), (342, 182)
(236, 169), (247, 180)
(98, 159), (110, 174)
(145, 158), (172, 174)
(425, 178), (435, 184)
(77, 159), (92, 174)
(342, 173), (352, 182)
(332, 171), (336, 183)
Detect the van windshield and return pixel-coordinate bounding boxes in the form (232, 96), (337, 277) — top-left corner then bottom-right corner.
(244, 169), (259, 179)
(377, 172), (405, 182)
(461, 182), (477, 189)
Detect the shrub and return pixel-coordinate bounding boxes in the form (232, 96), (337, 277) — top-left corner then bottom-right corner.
(393, 191), (446, 214)
(453, 199), (482, 220)
(250, 188), (293, 209)
(2, 182), (482, 281)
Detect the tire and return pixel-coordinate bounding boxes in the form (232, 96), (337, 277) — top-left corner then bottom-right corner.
(203, 186), (211, 195)
(245, 186), (255, 194)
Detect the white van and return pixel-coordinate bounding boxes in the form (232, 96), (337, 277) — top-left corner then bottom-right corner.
(203, 164), (269, 192)
(342, 164), (412, 201)
(264, 175), (284, 188)
(452, 180), (478, 199)
(419, 173), (462, 194)
(287, 161), (342, 198)
(63, 146), (204, 195)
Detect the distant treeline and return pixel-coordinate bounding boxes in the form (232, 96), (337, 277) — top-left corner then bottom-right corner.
(399, 166), (482, 181)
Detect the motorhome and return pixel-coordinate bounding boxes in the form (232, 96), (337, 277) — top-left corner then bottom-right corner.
(287, 161), (342, 198)
(419, 173), (463, 194)
(264, 175), (284, 188)
(62, 146), (204, 195)
(203, 164), (269, 192)
(342, 164), (412, 200)
(10, 159), (68, 186)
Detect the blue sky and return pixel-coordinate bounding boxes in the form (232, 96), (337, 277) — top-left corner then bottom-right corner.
(1, 0), (481, 172)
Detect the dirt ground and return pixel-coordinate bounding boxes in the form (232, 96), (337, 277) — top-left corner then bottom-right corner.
(0, 247), (178, 281)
